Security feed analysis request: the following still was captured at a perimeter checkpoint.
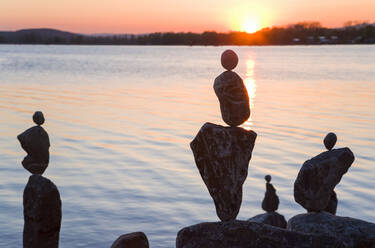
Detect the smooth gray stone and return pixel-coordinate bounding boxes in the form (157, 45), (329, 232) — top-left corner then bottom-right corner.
(111, 232), (149, 248)
(214, 71), (250, 127)
(23, 175), (61, 248)
(190, 123), (257, 221)
(248, 212), (287, 229)
(294, 148), (354, 212)
(17, 126), (50, 174)
(176, 220), (344, 248)
(287, 212), (375, 248)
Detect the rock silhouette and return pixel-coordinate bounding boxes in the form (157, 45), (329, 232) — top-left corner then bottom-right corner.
(294, 147), (354, 212)
(262, 175), (279, 212)
(248, 212), (287, 229)
(288, 212), (375, 248)
(214, 71), (250, 127)
(176, 221), (344, 248)
(324, 132), (337, 151)
(17, 111), (50, 174)
(111, 232), (149, 248)
(23, 175), (61, 248)
(220, 49), (238, 71)
(190, 122), (256, 221)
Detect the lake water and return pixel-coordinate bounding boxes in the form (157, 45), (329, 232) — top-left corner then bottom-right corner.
(0, 45), (374, 247)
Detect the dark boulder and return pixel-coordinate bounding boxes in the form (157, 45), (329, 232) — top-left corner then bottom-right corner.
(17, 126), (50, 174)
(23, 175), (61, 248)
(176, 220), (344, 248)
(190, 123), (257, 221)
(248, 212), (287, 229)
(111, 232), (149, 248)
(214, 71), (250, 127)
(288, 212), (375, 248)
(324, 190), (338, 215)
(294, 148), (354, 212)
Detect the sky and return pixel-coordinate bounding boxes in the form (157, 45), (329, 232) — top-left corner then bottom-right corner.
(0, 0), (374, 34)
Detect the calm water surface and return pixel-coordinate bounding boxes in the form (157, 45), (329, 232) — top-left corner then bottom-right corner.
(0, 45), (374, 247)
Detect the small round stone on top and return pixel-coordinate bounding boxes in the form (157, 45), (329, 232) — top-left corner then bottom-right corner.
(324, 132), (337, 151)
(221, 49), (238, 71)
(265, 175), (271, 183)
(33, 111), (45, 126)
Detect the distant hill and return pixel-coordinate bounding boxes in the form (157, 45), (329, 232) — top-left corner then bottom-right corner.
(0, 28), (83, 44)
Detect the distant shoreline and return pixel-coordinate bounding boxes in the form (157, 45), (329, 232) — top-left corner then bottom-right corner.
(1, 23), (374, 46)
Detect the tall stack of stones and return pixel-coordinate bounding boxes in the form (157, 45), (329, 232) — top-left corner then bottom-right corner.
(18, 112), (62, 248)
(176, 51), (344, 248)
(190, 49), (257, 221)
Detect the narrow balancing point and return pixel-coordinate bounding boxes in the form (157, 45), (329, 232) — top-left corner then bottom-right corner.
(17, 111), (50, 175)
(214, 50), (250, 127)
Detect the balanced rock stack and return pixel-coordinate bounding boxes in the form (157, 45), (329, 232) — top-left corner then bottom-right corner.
(287, 133), (375, 247)
(293, 132), (354, 214)
(248, 175), (287, 228)
(190, 49), (257, 221)
(18, 112), (62, 248)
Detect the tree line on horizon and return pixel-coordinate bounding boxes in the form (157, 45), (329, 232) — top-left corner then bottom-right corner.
(0, 21), (374, 45)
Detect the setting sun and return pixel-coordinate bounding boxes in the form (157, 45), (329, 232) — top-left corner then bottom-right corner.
(242, 19), (260, 33)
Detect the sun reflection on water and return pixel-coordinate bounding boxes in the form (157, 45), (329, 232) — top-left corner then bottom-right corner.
(243, 55), (257, 130)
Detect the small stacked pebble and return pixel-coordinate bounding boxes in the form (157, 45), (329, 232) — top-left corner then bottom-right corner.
(248, 175), (287, 228)
(190, 50), (257, 221)
(18, 112), (62, 248)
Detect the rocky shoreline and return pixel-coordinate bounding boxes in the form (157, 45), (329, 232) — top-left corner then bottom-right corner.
(17, 50), (375, 248)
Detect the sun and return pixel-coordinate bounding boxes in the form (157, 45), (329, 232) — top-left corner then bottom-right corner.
(242, 19), (260, 33)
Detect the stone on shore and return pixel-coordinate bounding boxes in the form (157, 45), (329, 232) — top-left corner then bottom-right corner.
(248, 212), (287, 229)
(214, 71), (250, 127)
(190, 122), (257, 221)
(111, 232), (149, 248)
(176, 220), (344, 248)
(294, 148), (354, 212)
(23, 175), (61, 248)
(288, 212), (375, 248)
(17, 126), (50, 174)
(221, 49), (238, 71)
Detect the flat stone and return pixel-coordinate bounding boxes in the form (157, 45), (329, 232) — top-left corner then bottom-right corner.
(248, 212), (287, 229)
(288, 212), (375, 248)
(111, 232), (149, 248)
(221, 49), (238, 71)
(17, 126), (50, 174)
(294, 148), (354, 212)
(176, 220), (344, 248)
(23, 175), (61, 248)
(190, 122), (256, 221)
(214, 71), (250, 127)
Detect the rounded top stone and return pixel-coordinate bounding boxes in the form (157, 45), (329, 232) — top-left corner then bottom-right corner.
(221, 50), (238, 71)
(33, 111), (45, 126)
(265, 175), (271, 183)
(324, 132), (337, 151)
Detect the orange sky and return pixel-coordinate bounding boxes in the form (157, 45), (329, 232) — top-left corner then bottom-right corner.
(1, 0), (374, 33)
